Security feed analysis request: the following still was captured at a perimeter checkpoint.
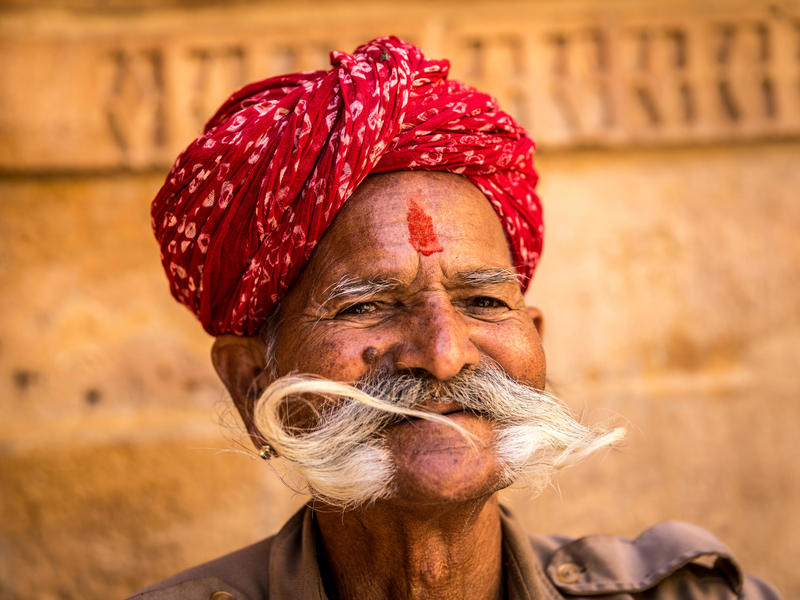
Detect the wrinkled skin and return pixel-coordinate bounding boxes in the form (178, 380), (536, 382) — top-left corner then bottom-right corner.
(213, 171), (546, 600)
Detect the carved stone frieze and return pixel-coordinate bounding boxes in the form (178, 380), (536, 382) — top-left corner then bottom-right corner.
(0, 0), (797, 171)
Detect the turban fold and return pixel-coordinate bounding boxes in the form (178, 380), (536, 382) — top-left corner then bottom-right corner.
(152, 36), (542, 335)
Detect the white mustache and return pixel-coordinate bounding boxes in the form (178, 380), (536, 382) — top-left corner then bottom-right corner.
(355, 362), (549, 425)
(252, 360), (625, 508)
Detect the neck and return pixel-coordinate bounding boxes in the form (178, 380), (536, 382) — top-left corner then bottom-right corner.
(314, 494), (504, 600)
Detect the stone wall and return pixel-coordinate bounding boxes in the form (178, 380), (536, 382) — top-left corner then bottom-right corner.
(1, 1), (798, 597)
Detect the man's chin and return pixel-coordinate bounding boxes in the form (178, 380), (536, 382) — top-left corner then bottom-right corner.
(381, 412), (509, 505)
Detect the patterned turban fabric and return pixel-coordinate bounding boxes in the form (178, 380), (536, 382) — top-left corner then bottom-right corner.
(152, 36), (542, 336)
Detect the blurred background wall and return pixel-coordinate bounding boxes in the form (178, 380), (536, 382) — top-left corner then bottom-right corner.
(1, 0), (798, 597)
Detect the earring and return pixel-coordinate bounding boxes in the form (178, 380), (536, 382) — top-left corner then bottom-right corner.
(258, 442), (278, 460)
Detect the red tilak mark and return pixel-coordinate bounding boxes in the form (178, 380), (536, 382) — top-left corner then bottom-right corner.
(406, 198), (443, 256)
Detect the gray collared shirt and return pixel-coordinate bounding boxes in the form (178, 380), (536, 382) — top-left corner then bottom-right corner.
(128, 505), (781, 599)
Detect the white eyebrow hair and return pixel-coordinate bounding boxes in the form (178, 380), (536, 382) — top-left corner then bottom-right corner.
(451, 267), (522, 288)
(318, 275), (402, 306)
(318, 268), (521, 306)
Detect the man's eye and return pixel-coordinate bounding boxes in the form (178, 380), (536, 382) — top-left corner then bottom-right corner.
(469, 296), (509, 310)
(337, 302), (378, 317)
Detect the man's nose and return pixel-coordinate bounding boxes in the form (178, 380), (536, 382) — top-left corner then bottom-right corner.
(394, 295), (480, 380)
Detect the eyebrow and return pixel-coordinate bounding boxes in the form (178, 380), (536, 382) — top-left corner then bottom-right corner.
(318, 275), (402, 306)
(450, 267), (522, 288)
(318, 267), (520, 306)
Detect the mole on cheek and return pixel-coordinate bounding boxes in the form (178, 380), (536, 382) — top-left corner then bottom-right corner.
(362, 346), (378, 364)
(406, 197), (444, 256)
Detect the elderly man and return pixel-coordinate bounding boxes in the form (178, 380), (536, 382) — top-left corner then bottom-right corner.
(131, 37), (780, 599)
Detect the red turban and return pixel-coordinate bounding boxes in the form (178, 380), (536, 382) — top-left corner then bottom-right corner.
(153, 36), (542, 335)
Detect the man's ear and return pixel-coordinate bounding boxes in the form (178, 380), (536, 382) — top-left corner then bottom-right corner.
(211, 334), (273, 446)
(527, 306), (545, 338)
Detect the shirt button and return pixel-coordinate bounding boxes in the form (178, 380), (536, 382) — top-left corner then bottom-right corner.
(210, 592), (235, 600)
(556, 562), (581, 583)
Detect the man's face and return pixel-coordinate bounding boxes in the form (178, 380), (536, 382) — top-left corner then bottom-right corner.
(270, 171), (546, 504)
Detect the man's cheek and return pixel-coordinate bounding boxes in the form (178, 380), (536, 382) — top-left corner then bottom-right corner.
(287, 334), (371, 379)
(479, 327), (545, 385)
(296, 340), (347, 374)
